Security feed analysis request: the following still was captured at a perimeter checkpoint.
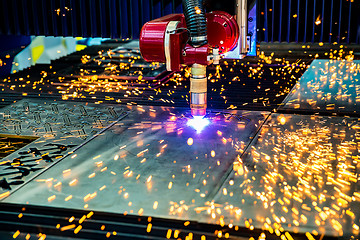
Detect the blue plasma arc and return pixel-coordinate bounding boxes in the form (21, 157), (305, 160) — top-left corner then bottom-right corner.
(187, 116), (210, 133)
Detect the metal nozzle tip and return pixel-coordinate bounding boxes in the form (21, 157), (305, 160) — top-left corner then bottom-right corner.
(191, 108), (206, 117)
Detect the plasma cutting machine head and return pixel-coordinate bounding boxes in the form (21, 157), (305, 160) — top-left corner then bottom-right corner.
(140, 0), (247, 117)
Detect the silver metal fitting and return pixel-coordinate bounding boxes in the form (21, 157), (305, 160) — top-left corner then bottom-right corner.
(190, 64), (207, 117)
(191, 35), (207, 43)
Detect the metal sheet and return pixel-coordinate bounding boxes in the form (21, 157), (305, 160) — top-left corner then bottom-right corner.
(207, 113), (360, 238)
(280, 59), (360, 115)
(0, 99), (127, 194)
(3, 106), (268, 224)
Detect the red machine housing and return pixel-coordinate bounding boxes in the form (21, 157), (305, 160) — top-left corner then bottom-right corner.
(140, 11), (239, 71)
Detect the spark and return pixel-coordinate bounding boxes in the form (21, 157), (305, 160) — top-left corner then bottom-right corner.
(195, 7), (201, 14)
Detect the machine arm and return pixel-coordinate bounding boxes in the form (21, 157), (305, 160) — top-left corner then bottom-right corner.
(140, 0), (244, 117)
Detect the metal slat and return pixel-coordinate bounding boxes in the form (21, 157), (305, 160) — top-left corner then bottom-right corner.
(32, 0), (40, 35)
(70, 0), (78, 37)
(329, 0), (334, 43)
(23, 0), (30, 36)
(337, 0), (342, 43)
(59, 0), (67, 36)
(99, 0), (107, 37)
(117, 0), (123, 39)
(150, 0), (154, 20)
(0, 203), (320, 240)
(0, 2), (4, 34)
(296, 0), (300, 42)
(2, 0), (357, 44)
(153, 0), (161, 19)
(128, 0), (133, 39)
(347, 0), (351, 44)
(11, 0), (20, 35)
(271, 0), (274, 42)
(357, 3), (360, 44)
(164, 0), (172, 15)
(264, 0), (268, 42)
(49, 0), (58, 36)
(287, 0), (291, 42)
(138, 0), (143, 38)
(130, 0), (139, 39)
(41, 0), (49, 36)
(139, 0), (145, 30)
(303, 0), (308, 42)
(109, 0), (118, 38)
(1, 1), (10, 35)
(320, 0), (325, 42)
(311, 0), (316, 43)
(175, 0), (182, 13)
(278, 0), (283, 42)
(120, 0), (129, 39)
(142, 0), (151, 24)
(79, 0), (87, 37)
(161, 0), (165, 16)
(172, 0), (176, 13)
(89, 0), (97, 37)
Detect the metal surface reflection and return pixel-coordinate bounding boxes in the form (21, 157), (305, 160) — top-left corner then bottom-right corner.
(209, 113), (360, 238)
(281, 60), (360, 115)
(3, 106), (268, 224)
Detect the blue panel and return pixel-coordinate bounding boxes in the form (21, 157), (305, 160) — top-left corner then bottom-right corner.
(320, 0), (325, 41)
(41, 0), (50, 36)
(271, 0), (274, 42)
(21, 0), (30, 36)
(142, 0), (151, 24)
(49, 0), (58, 36)
(175, 0), (182, 13)
(109, 0), (118, 38)
(30, 0), (39, 35)
(59, 0), (67, 36)
(70, 0), (78, 36)
(131, 0), (140, 38)
(11, 1), (20, 35)
(258, 0), (358, 44)
(278, 0), (282, 42)
(0, 0), (182, 39)
(329, 0), (334, 43)
(264, 0), (268, 42)
(153, 0), (162, 19)
(303, 0), (308, 42)
(311, 0), (316, 43)
(295, 0), (300, 42)
(164, 0), (173, 15)
(1, 0), (358, 43)
(120, 0), (129, 39)
(286, 0), (291, 42)
(347, 1), (351, 44)
(337, 0), (342, 43)
(99, 0), (107, 37)
(89, 0), (97, 37)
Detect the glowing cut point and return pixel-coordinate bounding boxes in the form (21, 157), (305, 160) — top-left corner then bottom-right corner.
(187, 116), (210, 133)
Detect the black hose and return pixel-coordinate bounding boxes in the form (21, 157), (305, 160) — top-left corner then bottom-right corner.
(182, 0), (207, 47)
